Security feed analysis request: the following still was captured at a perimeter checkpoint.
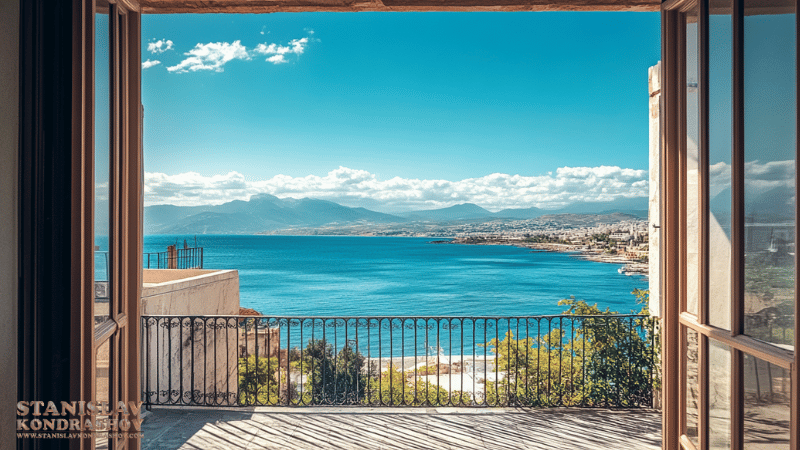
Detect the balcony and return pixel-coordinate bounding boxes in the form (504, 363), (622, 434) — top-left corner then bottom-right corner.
(141, 406), (662, 449)
(140, 314), (661, 448)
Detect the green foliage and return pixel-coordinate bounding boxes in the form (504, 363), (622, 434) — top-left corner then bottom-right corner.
(631, 288), (650, 314)
(300, 339), (367, 405)
(288, 346), (302, 362)
(523, 235), (570, 245)
(484, 292), (659, 407)
(483, 328), (581, 407)
(237, 355), (281, 405)
(236, 292), (660, 408)
(363, 363), (461, 406)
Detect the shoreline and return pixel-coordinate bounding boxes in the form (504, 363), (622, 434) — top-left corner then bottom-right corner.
(442, 237), (649, 277)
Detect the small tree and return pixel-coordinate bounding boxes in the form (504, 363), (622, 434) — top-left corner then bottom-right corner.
(300, 339), (367, 405)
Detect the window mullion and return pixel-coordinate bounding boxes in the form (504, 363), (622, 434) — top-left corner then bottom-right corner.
(730, 0), (745, 447)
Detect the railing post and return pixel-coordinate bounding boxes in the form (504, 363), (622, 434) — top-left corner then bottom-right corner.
(167, 245), (177, 269)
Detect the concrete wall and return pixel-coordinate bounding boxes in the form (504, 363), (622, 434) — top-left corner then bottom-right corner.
(648, 62), (662, 317)
(141, 269), (240, 315)
(141, 269), (240, 405)
(0, 0), (19, 446)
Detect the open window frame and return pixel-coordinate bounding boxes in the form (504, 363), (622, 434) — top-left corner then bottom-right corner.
(662, 0), (799, 448)
(19, 0), (800, 449)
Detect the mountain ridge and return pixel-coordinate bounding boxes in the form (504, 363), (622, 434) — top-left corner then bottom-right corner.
(144, 195), (649, 235)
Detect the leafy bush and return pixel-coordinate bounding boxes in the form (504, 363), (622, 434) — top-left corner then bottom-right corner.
(299, 339), (366, 405)
(237, 355), (282, 405)
(237, 292), (660, 408)
(363, 363), (459, 406)
(485, 291), (659, 407)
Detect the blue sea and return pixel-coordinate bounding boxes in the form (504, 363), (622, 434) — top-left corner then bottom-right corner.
(142, 235), (647, 317)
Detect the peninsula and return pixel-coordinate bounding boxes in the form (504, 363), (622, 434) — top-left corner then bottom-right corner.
(443, 217), (650, 276)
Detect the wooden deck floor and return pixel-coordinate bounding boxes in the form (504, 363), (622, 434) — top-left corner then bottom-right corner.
(141, 407), (661, 449)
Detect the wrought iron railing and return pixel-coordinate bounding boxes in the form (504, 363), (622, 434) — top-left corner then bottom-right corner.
(141, 315), (659, 408)
(143, 247), (203, 269)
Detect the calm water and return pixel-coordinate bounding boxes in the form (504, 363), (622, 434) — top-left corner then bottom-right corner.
(143, 235), (647, 317)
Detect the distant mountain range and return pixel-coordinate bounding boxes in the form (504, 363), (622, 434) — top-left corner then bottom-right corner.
(144, 194), (649, 235)
(145, 194), (403, 234)
(400, 197), (648, 222)
(709, 185), (795, 220)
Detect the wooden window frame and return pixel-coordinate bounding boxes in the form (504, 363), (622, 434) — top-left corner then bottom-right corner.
(663, 0), (799, 448)
(78, 1), (142, 449)
(47, 2), (798, 450)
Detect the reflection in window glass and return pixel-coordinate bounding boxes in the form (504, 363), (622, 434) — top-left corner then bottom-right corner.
(709, 340), (731, 450)
(686, 328), (699, 445)
(708, 0), (733, 330)
(95, 6), (111, 326)
(743, 0), (796, 348)
(743, 354), (791, 449)
(686, 7), (700, 317)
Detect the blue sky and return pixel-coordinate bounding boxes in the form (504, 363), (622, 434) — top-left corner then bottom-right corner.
(139, 12), (661, 212)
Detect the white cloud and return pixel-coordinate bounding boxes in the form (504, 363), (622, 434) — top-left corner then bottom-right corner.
(147, 39), (174, 54)
(266, 55), (287, 64)
(709, 159), (796, 197)
(167, 41), (250, 73)
(141, 59), (161, 69)
(144, 166), (649, 211)
(165, 35), (313, 72)
(254, 37), (309, 64)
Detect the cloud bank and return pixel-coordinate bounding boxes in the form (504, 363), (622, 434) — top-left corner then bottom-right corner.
(162, 32), (315, 73)
(144, 166), (649, 212)
(709, 159), (795, 197)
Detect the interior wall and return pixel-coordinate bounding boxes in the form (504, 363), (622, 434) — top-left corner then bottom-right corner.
(0, 0), (20, 446)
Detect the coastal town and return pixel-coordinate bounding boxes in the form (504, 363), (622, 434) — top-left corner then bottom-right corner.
(443, 216), (650, 276)
(263, 212), (651, 276)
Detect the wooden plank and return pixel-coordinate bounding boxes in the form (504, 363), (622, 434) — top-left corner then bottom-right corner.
(698, 3), (709, 446)
(661, 8), (682, 450)
(71, 0), (96, 449)
(125, 9), (143, 450)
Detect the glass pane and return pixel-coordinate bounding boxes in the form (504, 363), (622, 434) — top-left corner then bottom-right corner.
(686, 7), (700, 316)
(685, 328), (699, 445)
(743, 0), (796, 348)
(94, 3), (111, 326)
(709, 340), (731, 450)
(708, 0), (733, 330)
(743, 354), (791, 449)
(96, 338), (111, 449)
